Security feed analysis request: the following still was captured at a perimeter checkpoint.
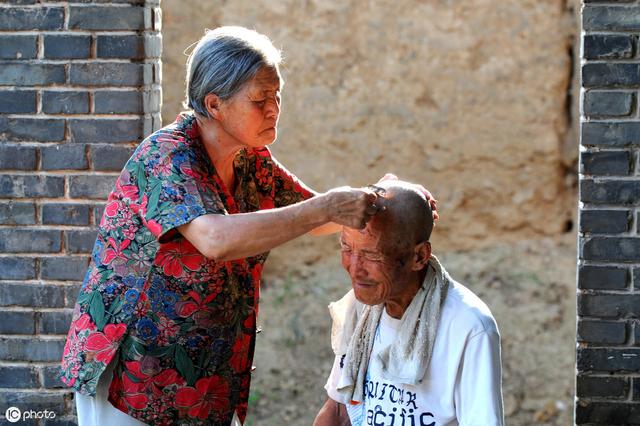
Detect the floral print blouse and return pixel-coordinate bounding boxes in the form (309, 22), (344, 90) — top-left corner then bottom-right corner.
(59, 113), (313, 425)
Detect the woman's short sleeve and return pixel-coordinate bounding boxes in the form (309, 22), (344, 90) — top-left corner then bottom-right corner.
(269, 152), (315, 208)
(126, 136), (226, 243)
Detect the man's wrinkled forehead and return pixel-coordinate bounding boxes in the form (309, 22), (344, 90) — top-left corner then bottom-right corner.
(341, 223), (384, 248)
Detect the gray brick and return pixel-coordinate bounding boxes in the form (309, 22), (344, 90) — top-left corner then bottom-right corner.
(0, 283), (65, 308)
(90, 145), (134, 171)
(582, 237), (640, 262)
(38, 310), (73, 334)
(96, 33), (161, 59)
(41, 145), (88, 171)
(43, 34), (91, 59)
(635, 267), (640, 291)
(578, 294), (640, 319)
(0, 117), (65, 142)
(0, 229), (61, 253)
(42, 203), (90, 226)
(582, 122), (640, 147)
(583, 64), (640, 88)
(69, 5), (145, 30)
(2, 0), (38, 4)
(584, 34), (634, 60)
(0, 145), (37, 170)
(576, 400), (640, 424)
(0, 90), (37, 113)
(146, 33), (162, 58)
(94, 90), (142, 114)
(578, 320), (627, 344)
(64, 230), (97, 254)
(0, 390), (66, 414)
(0, 311), (35, 334)
(0, 366), (39, 388)
(64, 283), (83, 308)
(0, 7), (64, 30)
(584, 91), (634, 117)
(97, 34), (145, 59)
(69, 119), (143, 144)
(581, 179), (640, 205)
(40, 257), (88, 281)
(0, 257), (36, 280)
(636, 323), (640, 346)
(69, 175), (115, 199)
(580, 209), (630, 234)
(69, 62), (148, 86)
(40, 365), (64, 388)
(42, 91), (90, 114)
(579, 265), (628, 290)
(0, 63), (65, 85)
(0, 175), (64, 198)
(144, 88), (162, 113)
(578, 348), (640, 373)
(0, 202), (36, 225)
(93, 204), (105, 224)
(577, 376), (629, 399)
(584, 6), (640, 31)
(634, 378), (640, 400)
(582, 151), (631, 175)
(0, 338), (65, 362)
(0, 35), (37, 59)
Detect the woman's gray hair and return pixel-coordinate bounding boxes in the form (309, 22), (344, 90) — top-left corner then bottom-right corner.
(184, 26), (282, 117)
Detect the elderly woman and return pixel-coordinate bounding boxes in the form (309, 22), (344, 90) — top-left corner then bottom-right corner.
(59, 27), (384, 426)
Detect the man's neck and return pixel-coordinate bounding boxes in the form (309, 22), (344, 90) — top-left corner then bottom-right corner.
(384, 270), (426, 319)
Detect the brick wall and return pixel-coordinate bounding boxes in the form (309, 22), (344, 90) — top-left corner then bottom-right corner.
(577, 1), (640, 424)
(0, 1), (161, 423)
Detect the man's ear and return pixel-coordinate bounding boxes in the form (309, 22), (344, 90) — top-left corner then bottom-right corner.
(411, 241), (431, 271)
(203, 93), (223, 120)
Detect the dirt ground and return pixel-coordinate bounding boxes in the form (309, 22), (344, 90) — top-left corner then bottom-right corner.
(245, 232), (577, 426)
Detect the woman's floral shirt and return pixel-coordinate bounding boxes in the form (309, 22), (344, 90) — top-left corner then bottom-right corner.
(59, 113), (313, 425)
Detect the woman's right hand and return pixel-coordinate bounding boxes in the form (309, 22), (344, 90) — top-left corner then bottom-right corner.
(320, 186), (381, 229)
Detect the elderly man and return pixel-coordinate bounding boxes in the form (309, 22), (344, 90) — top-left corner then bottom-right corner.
(314, 180), (504, 426)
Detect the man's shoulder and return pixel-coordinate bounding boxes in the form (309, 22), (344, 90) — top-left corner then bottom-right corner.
(442, 280), (499, 337)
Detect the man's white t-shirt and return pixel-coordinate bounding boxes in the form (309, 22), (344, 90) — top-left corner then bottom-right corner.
(325, 281), (504, 426)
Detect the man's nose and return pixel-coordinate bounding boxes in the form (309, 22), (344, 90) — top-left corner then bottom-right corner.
(348, 253), (366, 277)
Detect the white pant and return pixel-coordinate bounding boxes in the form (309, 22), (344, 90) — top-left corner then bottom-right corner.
(75, 359), (242, 425)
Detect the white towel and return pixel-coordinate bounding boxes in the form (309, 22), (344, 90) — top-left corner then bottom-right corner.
(329, 255), (450, 404)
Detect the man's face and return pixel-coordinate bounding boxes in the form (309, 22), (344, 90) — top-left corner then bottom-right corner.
(340, 222), (413, 306)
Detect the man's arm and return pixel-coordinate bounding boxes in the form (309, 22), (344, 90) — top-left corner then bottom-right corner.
(454, 330), (504, 426)
(313, 398), (351, 426)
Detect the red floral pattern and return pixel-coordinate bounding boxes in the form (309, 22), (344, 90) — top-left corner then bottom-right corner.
(175, 376), (230, 420)
(59, 113), (313, 424)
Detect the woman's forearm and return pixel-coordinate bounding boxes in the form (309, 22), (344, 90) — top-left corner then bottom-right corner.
(179, 195), (327, 261)
(178, 187), (376, 261)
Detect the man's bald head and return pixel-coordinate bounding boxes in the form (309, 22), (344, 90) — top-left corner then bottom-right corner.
(371, 180), (434, 249)
(339, 180), (435, 315)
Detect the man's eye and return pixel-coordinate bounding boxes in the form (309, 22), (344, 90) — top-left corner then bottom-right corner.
(254, 99), (266, 106)
(362, 253), (382, 261)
